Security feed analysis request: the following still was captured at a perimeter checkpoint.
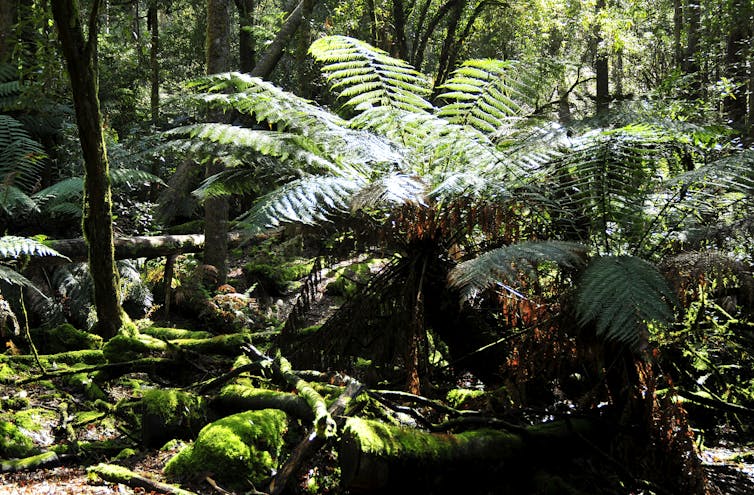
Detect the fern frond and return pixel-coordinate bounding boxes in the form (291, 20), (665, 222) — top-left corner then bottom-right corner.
(448, 241), (588, 301)
(576, 255), (675, 350)
(0, 265), (36, 289)
(350, 173), (427, 211)
(0, 236), (67, 260)
(236, 175), (366, 233)
(436, 59), (534, 135)
(0, 115), (46, 192)
(110, 168), (165, 188)
(310, 36), (433, 114)
(0, 184), (39, 215)
(33, 177), (84, 205)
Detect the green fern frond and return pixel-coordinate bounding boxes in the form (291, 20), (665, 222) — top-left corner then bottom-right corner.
(0, 184), (39, 215)
(0, 235), (67, 260)
(350, 173), (427, 211)
(237, 175), (366, 233)
(0, 115), (46, 192)
(436, 59), (534, 135)
(576, 255), (675, 350)
(448, 241), (587, 301)
(310, 36), (433, 114)
(33, 177), (84, 205)
(110, 168), (165, 188)
(0, 265), (36, 289)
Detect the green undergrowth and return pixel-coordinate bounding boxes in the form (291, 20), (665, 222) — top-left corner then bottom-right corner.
(29, 323), (103, 354)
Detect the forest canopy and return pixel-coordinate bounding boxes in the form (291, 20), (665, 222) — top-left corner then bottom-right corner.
(0, 0), (753, 494)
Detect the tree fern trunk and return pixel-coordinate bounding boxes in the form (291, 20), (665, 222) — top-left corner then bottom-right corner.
(52, 0), (123, 339)
(235, 0), (256, 73)
(148, 3), (159, 125)
(0, 0), (15, 63)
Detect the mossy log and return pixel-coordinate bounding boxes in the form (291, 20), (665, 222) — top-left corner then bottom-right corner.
(0, 451), (59, 473)
(43, 232), (250, 263)
(339, 417), (601, 494)
(88, 463), (199, 495)
(141, 389), (209, 447)
(102, 332), (250, 363)
(245, 344), (336, 438)
(213, 384), (313, 420)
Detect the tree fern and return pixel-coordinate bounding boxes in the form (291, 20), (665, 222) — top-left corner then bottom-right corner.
(448, 240), (587, 301)
(0, 63), (21, 108)
(309, 35), (433, 114)
(236, 175), (367, 233)
(575, 255), (676, 351)
(436, 59), (535, 135)
(0, 235), (67, 260)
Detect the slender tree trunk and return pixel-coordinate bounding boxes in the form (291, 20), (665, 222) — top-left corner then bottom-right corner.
(391, 0), (408, 60)
(148, 2), (159, 125)
(684, 0), (701, 98)
(433, 0), (464, 90)
(364, 0), (378, 46)
(0, 0), (16, 63)
(412, 0), (459, 73)
(250, 0), (315, 79)
(297, 0), (314, 97)
(52, 0), (123, 339)
(235, 0), (256, 73)
(673, 0), (683, 69)
(723, 0), (752, 129)
(204, 0), (231, 285)
(594, 0), (610, 117)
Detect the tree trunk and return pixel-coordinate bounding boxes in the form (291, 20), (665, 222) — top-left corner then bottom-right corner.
(594, 0), (610, 117)
(684, 0), (701, 98)
(433, 0), (464, 90)
(148, 2), (159, 126)
(296, 0), (315, 97)
(235, 0), (256, 73)
(204, 0), (231, 286)
(391, 0), (408, 60)
(249, 0), (314, 79)
(51, 0), (123, 339)
(723, 0), (752, 130)
(0, 0), (16, 63)
(673, 0), (683, 69)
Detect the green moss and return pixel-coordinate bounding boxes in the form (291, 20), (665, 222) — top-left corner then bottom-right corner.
(14, 408), (56, 433)
(0, 363), (16, 384)
(446, 388), (485, 409)
(6, 350), (105, 367)
(29, 324), (103, 354)
(102, 333), (167, 362)
(141, 326), (213, 340)
(0, 395), (30, 411)
(325, 262), (372, 298)
(142, 389), (206, 427)
(165, 409), (288, 488)
(113, 448), (137, 460)
(66, 372), (107, 401)
(0, 420), (38, 458)
(343, 417), (521, 460)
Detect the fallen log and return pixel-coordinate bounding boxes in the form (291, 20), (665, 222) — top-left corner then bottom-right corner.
(40, 230), (275, 263)
(339, 416), (603, 494)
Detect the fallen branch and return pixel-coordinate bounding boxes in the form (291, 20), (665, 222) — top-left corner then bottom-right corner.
(269, 377), (364, 495)
(0, 451), (59, 472)
(88, 463), (199, 495)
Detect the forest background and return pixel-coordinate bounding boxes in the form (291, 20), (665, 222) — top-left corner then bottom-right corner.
(0, 0), (753, 494)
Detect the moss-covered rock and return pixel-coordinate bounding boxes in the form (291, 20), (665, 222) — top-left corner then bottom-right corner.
(0, 363), (16, 384)
(165, 409), (288, 488)
(0, 420), (38, 458)
(66, 371), (107, 401)
(141, 389), (208, 447)
(29, 324), (103, 354)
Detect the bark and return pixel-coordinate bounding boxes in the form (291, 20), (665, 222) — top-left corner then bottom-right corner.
(51, 0), (123, 339)
(0, 0), (16, 63)
(433, 0), (464, 89)
(391, 0), (408, 60)
(683, 0), (701, 98)
(723, 0), (752, 129)
(148, 2), (159, 125)
(0, 451), (59, 473)
(594, 0), (610, 117)
(234, 0), (256, 73)
(411, 0), (458, 71)
(297, 0), (315, 97)
(249, 0), (314, 79)
(213, 384), (315, 421)
(673, 0), (683, 69)
(204, 0), (231, 285)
